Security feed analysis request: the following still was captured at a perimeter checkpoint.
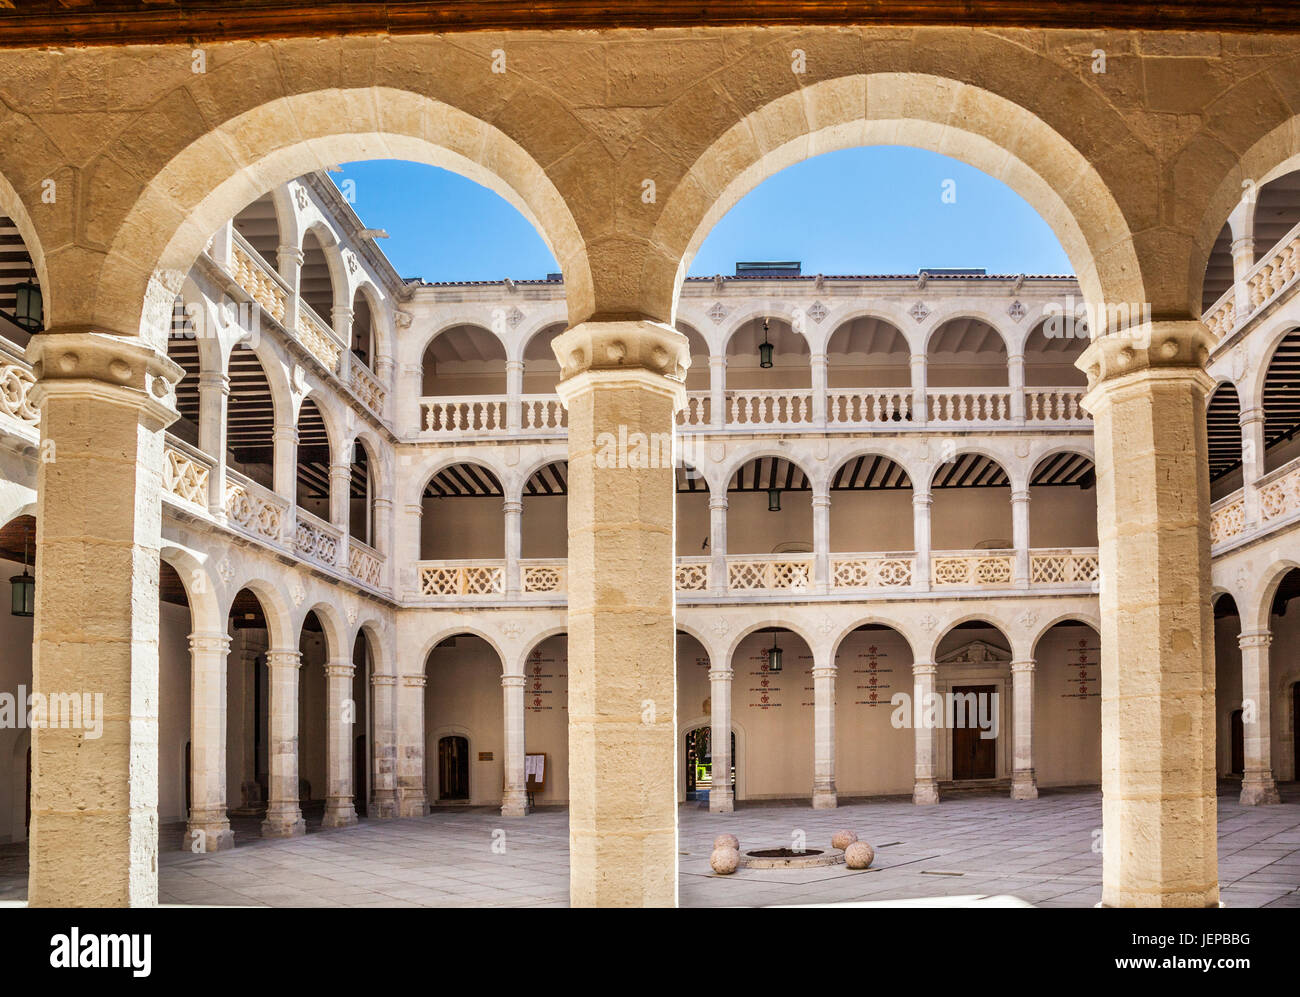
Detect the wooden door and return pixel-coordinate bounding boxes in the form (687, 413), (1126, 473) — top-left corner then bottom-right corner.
(1230, 709), (1244, 775)
(951, 685), (997, 780)
(438, 735), (469, 800)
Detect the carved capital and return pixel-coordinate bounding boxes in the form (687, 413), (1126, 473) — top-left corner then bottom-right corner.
(188, 632), (232, 656)
(551, 320), (689, 396)
(707, 668), (734, 683)
(1010, 659), (1036, 674)
(501, 674), (527, 689)
(266, 650), (302, 669)
(1077, 321), (1214, 405)
(1238, 630), (1272, 650)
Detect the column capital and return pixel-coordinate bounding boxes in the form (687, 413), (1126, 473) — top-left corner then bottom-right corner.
(912, 490), (932, 506)
(278, 245), (304, 266)
(505, 358), (525, 373)
(1238, 630), (1272, 650)
(197, 370), (230, 392)
(324, 660), (356, 679)
(1010, 659), (1036, 673)
(371, 673), (398, 687)
(810, 666), (837, 679)
(502, 498), (523, 514)
(912, 661), (937, 677)
(1078, 321), (1215, 404)
(708, 495), (729, 511)
(1239, 407), (1266, 428)
(266, 650), (302, 669)
(551, 320), (689, 409)
(812, 491), (831, 507)
(502, 673), (527, 688)
(1011, 489), (1031, 503)
(707, 668), (734, 682)
(189, 631), (232, 655)
(400, 673), (426, 688)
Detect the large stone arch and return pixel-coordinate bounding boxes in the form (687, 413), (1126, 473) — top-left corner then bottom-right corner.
(92, 86), (592, 338)
(158, 544), (223, 635)
(650, 73), (1144, 329)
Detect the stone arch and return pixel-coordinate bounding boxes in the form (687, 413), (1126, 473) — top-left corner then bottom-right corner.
(298, 220), (350, 327)
(412, 454), (508, 508)
(923, 310), (1014, 358)
(354, 618), (389, 677)
(719, 448), (819, 490)
(927, 445), (1024, 493)
(928, 614), (1015, 662)
(516, 627), (569, 675)
(95, 87), (592, 338)
(299, 601), (348, 662)
(830, 616), (919, 664)
(224, 577), (295, 651)
(652, 74), (1142, 329)
(1250, 559), (1300, 633)
(158, 544), (223, 635)
(421, 626), (507, 673)
(349, 279), (390, 368)
(1029, 611), (1103, 660)
(724, 618), (818, 665)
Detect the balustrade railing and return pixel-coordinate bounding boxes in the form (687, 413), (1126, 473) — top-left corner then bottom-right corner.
(297, 304), (343, 374)
(727, 554), (814, 592)
(726, 389), (815, 427)
(676, 394), (711, 428)
(1024, 388), (1088, 423)
(229, 233), (288, 324)
(223, 468), (289, 546)
(830, 554), (915, 590)
(417, 560), (505, 596)
(520, 394), (567, 433)
(422, 396), (509, 434)
(1204, 216), (1300, 339)
(675, 557), (711, 592)
(931, 549), (1015, 587)
(294, 507), (342, 568)
(826, 390), (912, 425)
(521, 559), (565, 595)
(0, 339), (37, 429)
(1028, 548), (1099, 586)
(927, 389), (1012, 424)
(348, 538), (384, 588)
(162, 438), (212, 508)
(349, 360), (386, 415)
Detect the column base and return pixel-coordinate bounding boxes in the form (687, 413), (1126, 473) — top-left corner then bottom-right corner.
(322, 800), (359, 828)
(1011, 771), (1039, 800)
(398, 791), (428, 818)
(370, 793), (399, 819)
(261, 807), (306, 838)
(183, 818), (235, 852)
(1239, 777), (1282, 806)
(709, 790), (734, 814)
(913, 779), (940, 805)
(812, 788), (838, 809)
(501, 790), (529, 817)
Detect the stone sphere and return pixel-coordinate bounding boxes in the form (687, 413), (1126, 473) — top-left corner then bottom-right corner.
(714, 833), (740, 851)
(710, 846), (741, 875)
(831, 829), (858, 850)
(844, 841), (875, 870)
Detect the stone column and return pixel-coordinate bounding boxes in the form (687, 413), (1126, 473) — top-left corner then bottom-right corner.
(912, 661), (940, 804)
(329, 461), (352, 568)
(186, 632), (235, 851)
(403, 361), (425, 433)
(261, 650), (306, 838)
(501, 674), (528, 816)
(278, 244), (304, 332)
(506, 358), (524, 432)
(1008, 351), (1026, 422)
(210, 221), (234, 271)
(1240, 407), (1266, 526)
(1238, 630), (1281, 805)
(912, 488), (932, 591)
(910, 352), (928, 426)
(273, 422), (298, 499)
(369, 673), (399, 818)
(811, 664), (837, 809)
(1079, 320), (1218, 908)
(708, 667), (734, 813)
(197, 370), (229, 517)
(812, 486), (831, 593)
(710, 354), (726, 429)
(1231, 236), (1256, 321)
(26, 331), (180, 907)
(322, 660), (359, 827)
(810, 352), (828, 425)
(397, 673), (428, 816)
(1012, 488), (1031, 586)
(1010, 659), (1038, 800)
(552, 319), (688, 908)
(709, 494), (728, 595)
(504, 498), (523, 597)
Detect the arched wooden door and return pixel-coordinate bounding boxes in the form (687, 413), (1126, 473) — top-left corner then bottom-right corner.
(438, 735), (469, 801)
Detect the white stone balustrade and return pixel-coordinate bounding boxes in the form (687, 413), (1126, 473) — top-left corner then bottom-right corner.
(417, 560), (505, 596)
(162, 439), (212, 508)
(726, 388), (815, 427)
(1204, 215), (1300, 339)
(830, 554), (915, 589)
(348, 538), (384, 588)
(294, 507), (342, 568)
(422, 396), (508, 434)
(825, 390), (913, 425)
(931, 549), (1015, 587)
(927, 389), (1013, 424)
(349, 360), (386, 415)
(230, 232), (288, 324)
(1209, 454), (1300, 552)
(223, 468), (289, 546)
(1028, 548), (1100, 586)
(0, 340), (38, 427)
(521, 559), (566, 595)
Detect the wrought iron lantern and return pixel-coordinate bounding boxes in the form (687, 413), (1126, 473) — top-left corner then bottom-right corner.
(767, 635), (783, 673)
(767, 485), (781, 512)
(13, 268), (42, 332)
(758, 318), (773, 368)
(10, 528), (34, 618)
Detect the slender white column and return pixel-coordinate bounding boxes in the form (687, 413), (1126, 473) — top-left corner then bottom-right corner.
(811, 664), (837, 809)
(278, 244), (304, 332)
(403, 361), (425, 433)
(1010, 659), (1038, 800)
(1228, 193), (1256, 320)
(710, 355), (726, 430)
(810, 352), (828, 425)
(1240, 408), (1266, 526)
(369, 673), (399, 818)
(397, 673), (428, 816)
(329, 461), (352, 570)
(1239, 630), (1281, 805)
(708, 667), (734, 813)
(210, 220), (234, 271)
(910, 352), (928, 425)
(1012, 488), (1031, 586)
(912, 489), (932, 591)
(1008, 352), (1026, 422)
(506, 359), (524, 432)
(272, 422), (298, 500)
(322, 660), (359, 827)
(709, 495), (728, 595)
(197, 371), (229, 517)
(501, 674), (528, 816)
(504, 498), (523, 597)
(186, 632), (234, 851)
(812, 487), (831, 593)
(912, 661), (940, 804)
(261, 650), (306, 838)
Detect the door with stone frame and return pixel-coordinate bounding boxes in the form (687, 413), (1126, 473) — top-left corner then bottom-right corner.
(951, 685), (997, 780)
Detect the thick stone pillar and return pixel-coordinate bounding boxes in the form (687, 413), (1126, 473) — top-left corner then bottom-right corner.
(197, 370), (229, 517)
(187, 632), (235, 851)
(261, 650), (306, 838)
(1079, 320), (1218, 908)
(552, 319), (688, 908)
(1012, 488), (1031, 586)
(708, 667), (734, 813)
(1238, 630), (1281, 805)
(912, 488), (932, 591)
(397, 673), (428, 816)
(912, 661), (940, 804)
(812, 486), (831, 593)
(504, 498), (523, 597)
(1010, 658), (1038, 800)
(26, 331), (180, 907)
(709, 494), (728, 594)
(369, 673), (399, 818)
(322, 660), (359, 827)
(910, 352), (928, 425)
(502, 674), (528, 816)
(811, 664), (837, 809)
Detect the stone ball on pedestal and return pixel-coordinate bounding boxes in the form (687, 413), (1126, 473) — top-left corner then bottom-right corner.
(830, 829), (858, 850)
(714, 833), (740, 851)
(844, 841), (875, 869)
(710, 846), (740, 875)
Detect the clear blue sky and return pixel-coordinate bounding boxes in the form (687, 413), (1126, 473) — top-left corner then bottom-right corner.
(332, 146), (1072, 284)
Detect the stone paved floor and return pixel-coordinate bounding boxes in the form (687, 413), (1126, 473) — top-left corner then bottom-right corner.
(1, 786), (1298, 907)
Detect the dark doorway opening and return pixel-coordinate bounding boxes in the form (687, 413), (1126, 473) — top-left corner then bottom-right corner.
(951, 685), (997, 780)
(1230, 709), (1245, 776)
(685, 727), (736, 802)
(438, 735), (469, 801)
(354, 734), (368, 817)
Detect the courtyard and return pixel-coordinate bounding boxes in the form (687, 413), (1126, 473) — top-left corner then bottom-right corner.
(2, 787), (1295, 908)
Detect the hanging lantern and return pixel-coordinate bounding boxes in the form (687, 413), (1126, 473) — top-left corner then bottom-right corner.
(10, 528), (33, 618)
(767, 635), (783, 673)
(767, 485), (781, 512)
(13, 268), (42, 332)
(758, 318), (774, 369)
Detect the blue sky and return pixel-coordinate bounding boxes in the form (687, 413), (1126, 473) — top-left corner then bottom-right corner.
(331, 146), (1072, 284)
